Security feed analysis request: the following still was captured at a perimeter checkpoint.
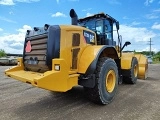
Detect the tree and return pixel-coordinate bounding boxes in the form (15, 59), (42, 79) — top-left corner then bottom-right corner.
(135, 51), (155, 56)
(153, 51), (160, 61)
(0, 49), (6, 58)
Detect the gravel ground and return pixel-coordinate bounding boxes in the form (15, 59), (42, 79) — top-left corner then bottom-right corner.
(0, 64), (160, 120)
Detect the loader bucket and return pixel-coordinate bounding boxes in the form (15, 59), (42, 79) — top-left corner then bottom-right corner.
(134, 54), (148, 80)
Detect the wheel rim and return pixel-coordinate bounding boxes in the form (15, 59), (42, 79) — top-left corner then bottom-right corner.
(134, 65), (138, 77)
(106, 70), (116, 93)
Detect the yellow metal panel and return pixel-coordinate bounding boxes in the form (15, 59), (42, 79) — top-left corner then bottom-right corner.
(5, 59), (79, 92)
(59, 25), (97, 74)
(68, 74), (79, 89)
(5, 70), (43, 83)
(60, 25), (96, 36)
(78, 45), (104, 73)
(34, 59), (79, 92)
(121, 53), (134, 69)
(5, 58), (42, 84)
(5, 57), (24, 72)
(134, 54), (148, 79)
(59, 25), (88, 74)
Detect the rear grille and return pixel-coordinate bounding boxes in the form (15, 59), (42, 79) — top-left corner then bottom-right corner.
(24, 34), (50, 73)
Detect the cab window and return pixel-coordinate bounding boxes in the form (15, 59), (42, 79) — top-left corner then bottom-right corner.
(104, 20), (112, 40)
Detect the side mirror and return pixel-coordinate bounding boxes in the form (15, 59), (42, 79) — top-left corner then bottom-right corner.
(124, 41), (131, 46)
(121, 41), (131, 52)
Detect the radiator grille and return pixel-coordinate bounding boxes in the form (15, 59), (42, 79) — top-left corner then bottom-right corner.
(24, 34), (50, 73)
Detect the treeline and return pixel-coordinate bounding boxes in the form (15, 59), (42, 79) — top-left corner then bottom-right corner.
(1, 49), (160, 61)
(135, 51), (160, 61)
(0, 49), (6, 58)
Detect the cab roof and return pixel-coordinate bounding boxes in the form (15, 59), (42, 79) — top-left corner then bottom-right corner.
(78, 13), (119, 24)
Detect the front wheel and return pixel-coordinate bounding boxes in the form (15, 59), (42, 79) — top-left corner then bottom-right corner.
(84, 57), (118, 105)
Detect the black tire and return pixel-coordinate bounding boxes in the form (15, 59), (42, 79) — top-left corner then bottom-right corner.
(123, 57), (138, 84)
(84, 57), (118, 105)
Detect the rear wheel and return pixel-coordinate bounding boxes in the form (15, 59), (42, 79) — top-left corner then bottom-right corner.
(84, 57), (118, 105)
(123, 57), (138, 84)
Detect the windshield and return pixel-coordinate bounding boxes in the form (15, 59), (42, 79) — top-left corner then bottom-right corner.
(79, 18), (113, 40)
(79, 19), (110, 35)
(78, 19), (97, 32)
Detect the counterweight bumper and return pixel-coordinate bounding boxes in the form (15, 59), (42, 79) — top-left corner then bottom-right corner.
(5, 58), (79, 92)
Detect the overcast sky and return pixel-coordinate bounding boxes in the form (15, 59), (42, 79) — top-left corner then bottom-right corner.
(0, 0), (160, 54)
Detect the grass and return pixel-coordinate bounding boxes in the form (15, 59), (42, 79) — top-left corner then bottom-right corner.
(153, 61), (160, 64)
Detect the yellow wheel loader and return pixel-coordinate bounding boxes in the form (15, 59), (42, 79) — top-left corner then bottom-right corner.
(5, 9), (148, 105)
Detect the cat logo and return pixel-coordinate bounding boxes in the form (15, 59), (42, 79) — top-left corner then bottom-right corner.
(83, 30), (95, 44)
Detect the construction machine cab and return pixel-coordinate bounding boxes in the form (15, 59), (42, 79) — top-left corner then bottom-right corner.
(78, 13), (120, 46)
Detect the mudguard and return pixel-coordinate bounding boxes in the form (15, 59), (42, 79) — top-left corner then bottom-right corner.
(121, 53), (134, 69)
(135, 54), (148, 79)
(78, 45), (118, 74)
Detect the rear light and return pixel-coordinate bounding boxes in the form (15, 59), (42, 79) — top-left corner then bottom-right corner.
(54, 64), (60, 71)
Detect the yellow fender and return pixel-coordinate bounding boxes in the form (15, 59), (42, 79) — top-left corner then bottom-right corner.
(121, 53), (134, 69)
(134, 54), (148, 80)
(78, 45), (104, 74)
(78, 45), (118, 74)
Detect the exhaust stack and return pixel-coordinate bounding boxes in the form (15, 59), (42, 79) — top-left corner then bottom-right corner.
(70, 9), (78, 25)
